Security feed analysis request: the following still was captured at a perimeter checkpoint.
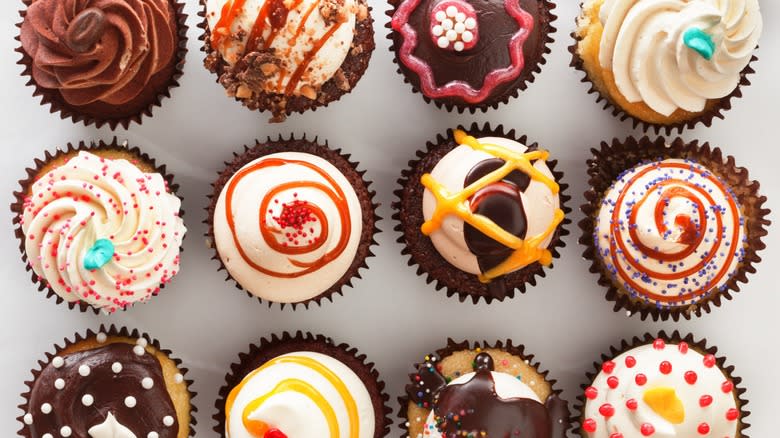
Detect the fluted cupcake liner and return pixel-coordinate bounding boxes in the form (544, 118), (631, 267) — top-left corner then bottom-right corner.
(397, 338), (571, 438)
(15, 0), (189, 130)
(393, 122), (571, 304)
(572, 331), (750, 437)
(213, 331), (392, 438)
(579, 137), (770, 321)
(205, 134), (380, 310)
(198, 0), (375, 123)
(386, 0), (556, 113)
(11, 139), (186, 314)
(18, 325), (198, 438)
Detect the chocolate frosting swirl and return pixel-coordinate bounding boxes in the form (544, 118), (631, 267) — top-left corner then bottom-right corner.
(20, 0), (177, 106)
(27, 343), (179, 438)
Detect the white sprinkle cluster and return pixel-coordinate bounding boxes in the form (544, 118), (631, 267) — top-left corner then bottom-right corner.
(133, 345), (146, 356)
(142, 377), (154, 389)
(51, 357), (64, 368)
(54, 378), (65, 390)
(136, 337), (148, 348)
(82, 394), (94, 406)
(174, 373), (184, 384)
(23, 413), (33, 425)
(96, 332), (107, 343)
(78, 365), (91, 377)
(125, 396), (137, 408)
(41, 403), (52, 414)
(163, 415), (174, 427)
(112, 362), (123, 373)
(60, 426), (72, 437)
(431, 5), (477, 52)
(42, 434), (52, 438)
(148, 432), (159, 438)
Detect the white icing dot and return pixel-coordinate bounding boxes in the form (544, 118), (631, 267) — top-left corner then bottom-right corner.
(136, 337), (148, 347)
(456, 12), (466, 23)
(23, 413), (33, 425)
(142, 377), (154, 390)
(454, 22), (466, 33)
(435, 10), (446, 21)
(54, 378), (65, 390)
(462, 30), (474, 43)
(163, 416), (174, 427)
(40, 403), (52, 414)
(174, 373), (183, 384)
(446, 5), (457, 17)
(442, 18), (453, 30)
(51, 357), (64, 368)
(465, 17), (477, 29)
(125, 396), (137, 408)
(437, 36), (450, 48)
(96, 332), (107, 343)
(148, 433), (159, 438)
(60, 426), (72, 437)
(81, 394), (94, 406)
(42, 434), (52, 438)
(112, 362), (123, 373)
(78, 365), (90, 377)
(454, 41), (465, 52)
(133, 345), (145, 356)
(432, 25), (444, 36)
(446, 29), (458, 41)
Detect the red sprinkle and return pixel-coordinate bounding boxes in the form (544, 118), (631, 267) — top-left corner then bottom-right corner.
(626, 399), (638, 410)
(584, 386), (598, 400)
(721, 380), (734, 393)
(703, 354), (716, 368)
(697, 423), (710, 435)
(609, 434), (624, 438)
(264, 429), (288, 438)
(640, 423), (655, 436)
(625, 356), (636, 368)
(607, 376), (619, 389)
(699, 395), (713, 407)
(678, 342), (689, 354)
(599, 403), (615, 417)
(726, 408), (739, 421)
(635, 373), (647, 386)
(582, 418), (597, 433)
(659, 361), (672, 374)
(685, 371), (698, 385)
(602, 360), (616, 374)
(653, 339), (666, 350)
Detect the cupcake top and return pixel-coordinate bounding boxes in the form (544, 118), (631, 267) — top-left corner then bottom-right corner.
(592, 0), (761, 117)
(225, 351), (375, 438)
(19, 150), (186, 312)
(213, 151), (363, 303)
(594, 158), (745, 308)
(20, 0), (178, 107)
(421, 129), (563, 295)
(23, 333), (185, 438)
(582, 338), (741, 438)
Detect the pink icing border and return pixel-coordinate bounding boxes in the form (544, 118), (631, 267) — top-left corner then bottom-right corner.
(391, 0), (534, 103)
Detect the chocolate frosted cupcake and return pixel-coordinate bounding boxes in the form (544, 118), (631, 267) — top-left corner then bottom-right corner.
(200, 0), (375, 122)
(400, 339), (569, 438)
(17, 0), (188, 130)
(580, 137), (770, 320)
(207, 135), (378, 307)
(214, 331), (391, 438)
(388, 0), (556, 112)
(18, 326), (196, 438)
(394, 124), (569, 303)
(571, 0), (762, 133)
(12, 140), (187, 314)
(575, 332), (748, 438)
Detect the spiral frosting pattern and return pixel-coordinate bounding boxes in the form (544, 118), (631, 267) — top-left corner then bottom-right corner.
(20, 151), (186, 312)
(594, 159), (745, 307)
(20, 0), (178, 106)
(597, 0), (762, 116)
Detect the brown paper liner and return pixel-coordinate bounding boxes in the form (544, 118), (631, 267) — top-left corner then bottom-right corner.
(212, 331), (392, 438)
(11, 139), (186, 314)
(572, 331), (750, 437)
(17, 325), (198, 438)
(579, 137), (770, 321)
(197, 0), (376, 123)
(568, 2), (757, 135)
(392, 122), (571, 304)
(397, 338), (571, 438)
(205, 134), (380, 310)
(386, 0), (557, 113)
(15, 0), (189, 130)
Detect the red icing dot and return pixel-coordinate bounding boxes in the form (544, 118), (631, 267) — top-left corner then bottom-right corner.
(685, 371), (698, 384)
(265, 430), (287, 438)
(726, 408), (739, 421)
(599, 403), (615, 417)
(721, 380), (734, 393)
(602, 360), (616, 374)
(635, 373), (647, 386)
(640, 423), (655, 436)
(653, 339), (666, 350)
(607, 376), (619, 389)
(699, 395), (713, 407)
(659, 361), (672, 374)
(582, 418), (597, 433)
(625, 356), (636, 368)
(585, 386), (598, 400)
(678, 342), (689, 354)
(610, 434), (624, 438)
(697, 423), (710, 435)
(703, 354), (716, 368)
(626, 399), (638, 410)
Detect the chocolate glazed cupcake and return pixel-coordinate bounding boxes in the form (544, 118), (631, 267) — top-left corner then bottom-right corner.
(394, 123), (570, 303)
(400, 339), (570, 438)
(206, 135), (379, 309)
(18, 325), (197, 438)
(213, 331), (391, 438)
(580, 137), (770, 321)
(574, 331), (749, 438)
(387, 0), (556, 112)
(16, 0), (188, 130)
(199, 0), (375, 123)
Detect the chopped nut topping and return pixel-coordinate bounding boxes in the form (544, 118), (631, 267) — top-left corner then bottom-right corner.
(334, 69), (351, 91)
(236, 85), (253, 99)
(319, 0), (347, 25)
(357, 4), (368, 21)
(300, 84), (318, 100)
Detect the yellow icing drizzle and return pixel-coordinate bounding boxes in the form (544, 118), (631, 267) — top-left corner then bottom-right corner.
(242, 379), (339, 436)
(420, 129), (565, 282)
(643, 387), (685, 424)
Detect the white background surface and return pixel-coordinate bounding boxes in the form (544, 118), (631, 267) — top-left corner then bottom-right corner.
(1, 1), (778, 436)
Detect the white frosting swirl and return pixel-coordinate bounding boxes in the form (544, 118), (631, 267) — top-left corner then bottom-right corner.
(213, 152), (362, 303)
(205, 0), (358, 92)
(20, 151), (186, 312)
(226, 351), (375, 438)
(597, 0), (762, 116)
(583, 341), (739, 438)
(595, 159), (745, 307)
(421, 137), (560, 275)
(88, 413), (136, 438)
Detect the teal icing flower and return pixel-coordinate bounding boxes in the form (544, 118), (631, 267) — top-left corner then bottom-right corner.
(683, 28), (716, 60)
(84, 238), (115, 270)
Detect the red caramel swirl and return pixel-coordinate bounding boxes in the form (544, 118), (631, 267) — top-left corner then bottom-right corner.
(20, 0), (177, 107)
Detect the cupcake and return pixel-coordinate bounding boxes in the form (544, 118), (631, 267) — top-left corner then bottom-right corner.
(400, 339), (570, 438)
(388, 0), (556, 112)
(576, 332), (748, 438)
(571, 0), (762, 133)
(580, 137), (770, 320)
(200, 0), (375, 123)
(18, 326), (196, 438)
(214, 331), (391, 438)
(11, 140), (187, 313)
(16, 0), (188, 130)
(394, 124), (569, 303)
(207, 135), (378, 307)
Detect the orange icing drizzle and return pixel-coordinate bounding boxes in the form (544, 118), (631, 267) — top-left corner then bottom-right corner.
(242, 380), (338, 436)
(284, 19), (346, 95)
(212, 0), (248, 48)
(420, 130), (564, 283)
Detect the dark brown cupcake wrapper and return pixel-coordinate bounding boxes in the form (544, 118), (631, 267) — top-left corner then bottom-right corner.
(386, 0), (557, 113)
(397, 338), (571, 438)
(197, 0), (376, 123)
(17, 324), (198, 438)
(11, 139), (187, 314)
(392, 122), (571, 304)
(572, 331), (750, 437)
(15, 0), (189, 131)
(212, 331), (392, 438)
(568, 3), (756, 135)
(205, 134), (380, 310)
(578, 137), (770, 321)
